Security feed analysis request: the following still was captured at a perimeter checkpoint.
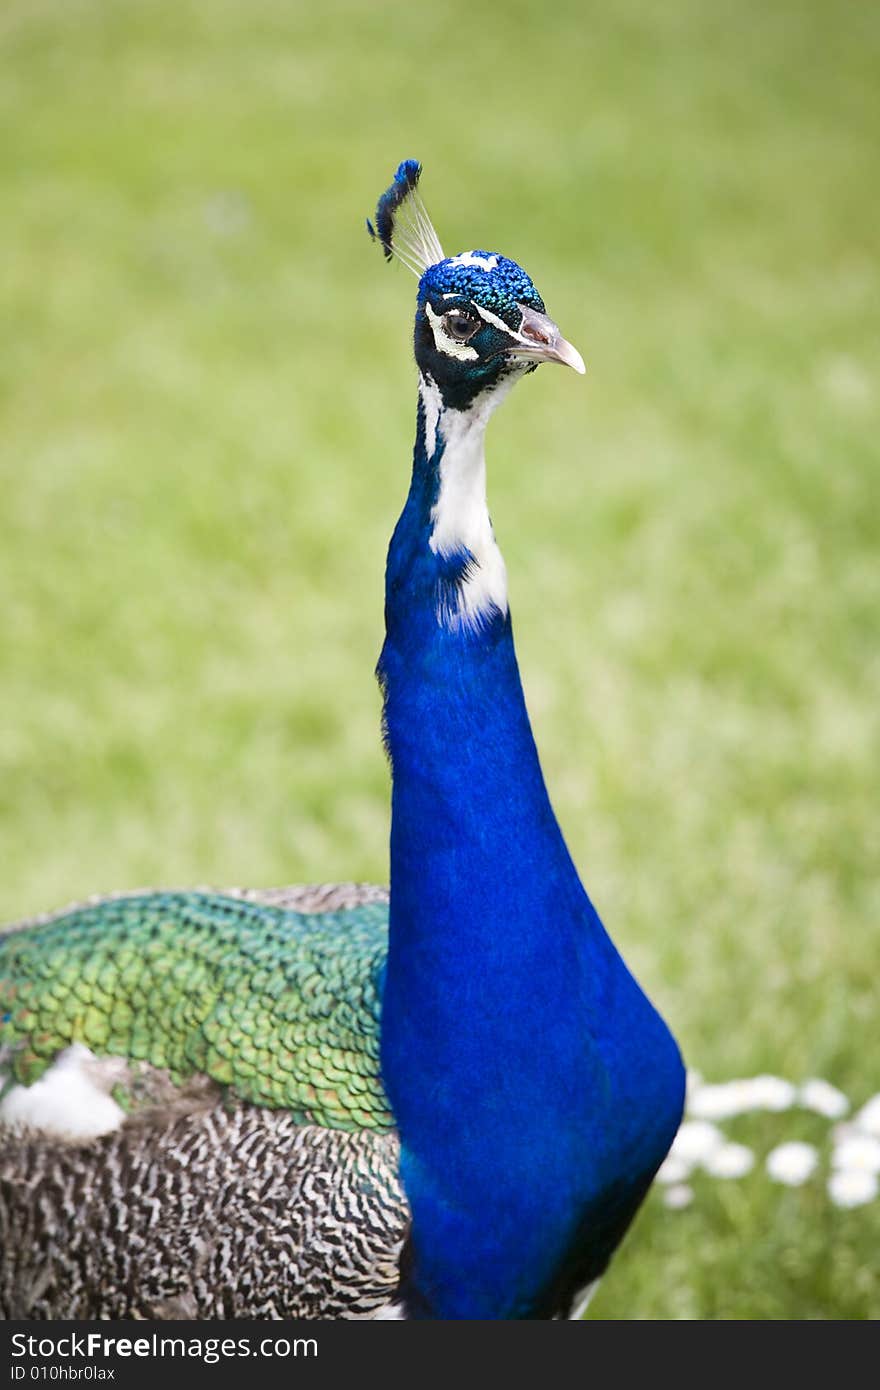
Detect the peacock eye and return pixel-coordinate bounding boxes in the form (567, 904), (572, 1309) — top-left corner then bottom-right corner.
(444, 312), (480, 342)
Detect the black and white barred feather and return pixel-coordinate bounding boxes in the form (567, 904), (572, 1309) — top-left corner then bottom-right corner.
(0, 884), (408, 1321)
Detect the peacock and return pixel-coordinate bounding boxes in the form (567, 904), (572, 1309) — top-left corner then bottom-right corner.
(0, 160), (685, 1321)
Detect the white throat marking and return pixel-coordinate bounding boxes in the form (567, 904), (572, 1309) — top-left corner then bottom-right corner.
(421, 377), (511, 634)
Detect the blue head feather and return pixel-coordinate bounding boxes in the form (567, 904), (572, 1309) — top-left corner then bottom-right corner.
(367, 159), (444, 275)
(368, 160), (564, 409)
(367, 159), (543, 317)
(367, 158), (424, 262)
(417, 253), (544, 322)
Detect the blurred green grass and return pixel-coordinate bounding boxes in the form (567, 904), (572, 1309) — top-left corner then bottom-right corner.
(1, 0), (878, 1317)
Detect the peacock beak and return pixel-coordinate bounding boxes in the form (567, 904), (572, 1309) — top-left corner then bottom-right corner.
(508, 304), (586, 375)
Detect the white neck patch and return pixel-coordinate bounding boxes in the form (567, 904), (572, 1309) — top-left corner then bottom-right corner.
(419, 374), (442, 460)
(420, 376), (511, 634)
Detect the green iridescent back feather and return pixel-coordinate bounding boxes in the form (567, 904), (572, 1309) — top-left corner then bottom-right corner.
(0, 892), (393, 1132)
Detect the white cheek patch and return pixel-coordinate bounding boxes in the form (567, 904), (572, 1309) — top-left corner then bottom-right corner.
(424, 303), (478, 361)
(450, 251), (499, 271)
(0, 1042), (126, 1140)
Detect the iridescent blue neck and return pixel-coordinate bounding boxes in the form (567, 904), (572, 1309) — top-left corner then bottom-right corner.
(376, 381), (685, 1319)
(382, 375), (510, 646)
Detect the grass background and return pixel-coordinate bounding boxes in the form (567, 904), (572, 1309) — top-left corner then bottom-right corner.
(1, 0), (878, 1317)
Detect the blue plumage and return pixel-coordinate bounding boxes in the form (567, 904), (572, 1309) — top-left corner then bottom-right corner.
(367, 157), (425, 261)
(370, 161), (685, 1317)
(419, 253), (545, 320)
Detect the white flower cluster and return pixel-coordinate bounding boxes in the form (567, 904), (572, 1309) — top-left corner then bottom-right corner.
(657, 1118), (754, 1210)
(826, 1126), (880, 1208)
(656, 1075), (880, 1212)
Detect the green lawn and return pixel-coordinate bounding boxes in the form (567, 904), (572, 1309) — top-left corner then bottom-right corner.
(1, 0), (878, 1318)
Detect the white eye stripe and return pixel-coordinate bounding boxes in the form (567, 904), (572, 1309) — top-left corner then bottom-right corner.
(442, 298), (528, 341)
(428, 299), (523, 349)
(424, 302), (479, 361)
(471, 302), (525, 338)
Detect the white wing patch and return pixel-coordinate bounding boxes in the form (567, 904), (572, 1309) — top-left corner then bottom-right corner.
(449, 251), (499, 271)
(0, 1043), (126, 1140)
(372, 1302), (406, 1319)
(569, 1279), (601, 1319)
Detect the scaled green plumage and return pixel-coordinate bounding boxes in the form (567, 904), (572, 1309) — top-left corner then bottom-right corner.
(0, 892), (393, 1131)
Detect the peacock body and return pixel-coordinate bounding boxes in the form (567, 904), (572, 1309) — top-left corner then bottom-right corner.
(1, 886), (406, 1319)
(0, 161), (685, 1320)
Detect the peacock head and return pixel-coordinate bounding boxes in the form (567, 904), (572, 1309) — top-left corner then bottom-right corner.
(368, 160), (584, 413)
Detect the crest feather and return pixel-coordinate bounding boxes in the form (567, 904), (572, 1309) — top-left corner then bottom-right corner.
(367, 159), (444, 277)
